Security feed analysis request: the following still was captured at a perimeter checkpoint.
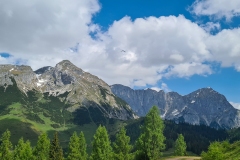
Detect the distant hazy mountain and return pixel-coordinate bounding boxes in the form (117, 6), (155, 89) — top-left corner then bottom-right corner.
(111, 84), (240, 129)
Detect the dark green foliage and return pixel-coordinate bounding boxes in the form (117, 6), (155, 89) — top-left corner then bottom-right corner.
(136, 106), (165, 160)
(0, 78), (26, 116)
(0, 119), (39, 146)
(227, 127), (240, 142)
(33, 133), (50, 160)
(13, 138), (33, 160)
(0, 129), (13, 160)
(164, 121), (228, 155)
(25, 113), (45, 124)
(73, 102), (111, 126)
(0, 78), (26, 106)
(126, 119), (228, 155)
(125, 118), (144, 144)
(39, 93), (71, 124)
(49, 132), (64, 160)
(90, 125), (113, 160)
(73, 107), (93, 125)
(113, 127), (133, 160)
(174, 134), (187, 156)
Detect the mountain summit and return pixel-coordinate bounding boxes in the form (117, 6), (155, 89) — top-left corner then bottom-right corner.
(111, 84), (240, 129)
(0, 61), (135, 131)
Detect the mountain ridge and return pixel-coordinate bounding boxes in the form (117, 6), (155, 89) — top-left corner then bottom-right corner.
(0, 60), (136, 134)
(111, 84), (240, 129)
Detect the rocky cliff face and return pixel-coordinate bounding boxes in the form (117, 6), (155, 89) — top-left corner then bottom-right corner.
(0, 61), (135, 122)
(111, 84), (240, 129)
(0, 64), (38, 92)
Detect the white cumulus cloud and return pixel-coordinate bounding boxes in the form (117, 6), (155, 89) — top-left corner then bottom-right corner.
(0, 0), (240, 90)
(190, 0), (240, 20)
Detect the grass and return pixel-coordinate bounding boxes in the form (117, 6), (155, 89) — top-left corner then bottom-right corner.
(163, 156), (201, 160)
(0, 118), (39, 146)
(162, 148), (200, 160)
(8, 102), (24, 115)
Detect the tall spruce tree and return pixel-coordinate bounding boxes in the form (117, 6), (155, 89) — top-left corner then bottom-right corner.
(67, 131), (88, 160)
(113, 127), (133, 160)
(49, 132), (63, 160)
(13, 138), (33, 160)
(90, 125), (112, 160)
(33, 132), (50, 160)
(67, 131), (81, 160)
(136, 106), (165, 160)
(174, 134), (187, 156)
(79, 131), (87, 160)
(0, 129), (13, 160)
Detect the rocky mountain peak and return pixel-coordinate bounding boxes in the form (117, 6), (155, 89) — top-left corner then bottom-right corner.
(0, 61), (136, 121)
(56, 60), (79, 71)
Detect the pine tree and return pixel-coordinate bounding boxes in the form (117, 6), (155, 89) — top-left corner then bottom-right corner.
(67, 131), (81, 160)
(174, 134), (187, 156)
(113, 127), (133, 160)
(90, 125), (113, 160)
(24, 140), (34, 159)
(49, 132), (64, 160)
(79, 131), (88, 160)
(136, 106), (165, 160)
(13, 138), (33, 160)
(33, 132), (50, 160)
(67, 131), (88, 160)
(0, 129), (13, 160)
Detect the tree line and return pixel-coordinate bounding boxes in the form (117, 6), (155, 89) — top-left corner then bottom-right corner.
(125, 118), (228, 155)
(0, 106), (187, 160)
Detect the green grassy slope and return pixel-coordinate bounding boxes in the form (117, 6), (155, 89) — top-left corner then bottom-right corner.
(0, 79), (126, 149)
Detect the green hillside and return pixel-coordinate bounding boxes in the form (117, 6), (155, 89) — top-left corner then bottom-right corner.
(0, 79), (126, 149)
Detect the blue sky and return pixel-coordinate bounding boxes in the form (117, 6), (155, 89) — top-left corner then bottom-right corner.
(92, 0), (240, 105)
(0, 0), (240, 108)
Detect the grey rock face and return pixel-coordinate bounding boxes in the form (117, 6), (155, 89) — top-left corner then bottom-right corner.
(0, 64), (38, 93)
(0, 61), (135, 120)
(111, 84), (240, 129)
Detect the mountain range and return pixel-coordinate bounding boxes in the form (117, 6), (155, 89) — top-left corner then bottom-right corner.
(111, 84), (240, 129)
(0, 60), (239, 133)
